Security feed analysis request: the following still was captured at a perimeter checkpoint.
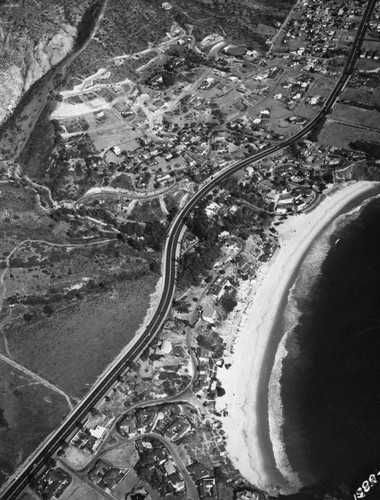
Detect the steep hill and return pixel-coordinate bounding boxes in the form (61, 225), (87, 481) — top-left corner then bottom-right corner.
(0, 0), (94, 124)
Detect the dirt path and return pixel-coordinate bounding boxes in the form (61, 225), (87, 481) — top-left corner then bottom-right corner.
(0, 237), (115, 411)
(0, 352), (74, 411)
(0, 310), (12, 358)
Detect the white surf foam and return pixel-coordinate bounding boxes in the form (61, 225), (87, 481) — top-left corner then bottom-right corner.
(268, 194), (380, 492)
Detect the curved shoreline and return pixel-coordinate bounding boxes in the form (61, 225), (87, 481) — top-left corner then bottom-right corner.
(216, 181), (380, 495)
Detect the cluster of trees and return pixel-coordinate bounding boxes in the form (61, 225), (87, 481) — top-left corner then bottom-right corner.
(178, 202), (221, 287)
(197, 331), (225, 358)
(220, 292), (237, 314)
(307, 117), (326, 142)
(172, 0), (290, 50)
(123, 219), (167, 253)
(349, 140), (380, 160)
(143, 47), (207, 88)
(20, 108), (100, 201)
(178, 244), (220, 287)
(135, 441), (170, 494)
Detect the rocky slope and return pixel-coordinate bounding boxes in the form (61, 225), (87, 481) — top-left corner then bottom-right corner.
(0, 0), (92, 124)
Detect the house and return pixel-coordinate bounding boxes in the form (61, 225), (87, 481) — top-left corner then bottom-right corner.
(71, 429), (97, 452)
(197, 347), (211, 362)
(164, 459), (177, 475)
(198, 477), (218, 498)
(236, 491), (261, 500)
(135, 407), (157, 433)
(309, 95), (321, 105)
(151, 446), (169, 464)
(205, 201), (220, 218)
(202, 303), (217, 324)
(188, 462), (211, 480)
(168, 471), (185, 492)
(34, 467), (71, 500)
(164, 416), (192, 442)
(155, 339), (172, 355)
(88, 459), (125, 491)
(89, 425), (107, 440)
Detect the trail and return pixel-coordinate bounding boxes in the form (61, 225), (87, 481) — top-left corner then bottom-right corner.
(17, 175), (58, 209)
(73, 183), (175, 208)
(0, 352), (74, 411)
(0, 310), (12, 358)
(0, 236), (114, 413)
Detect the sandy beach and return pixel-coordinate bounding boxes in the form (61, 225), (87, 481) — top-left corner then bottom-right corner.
(216, 180), (380, 495)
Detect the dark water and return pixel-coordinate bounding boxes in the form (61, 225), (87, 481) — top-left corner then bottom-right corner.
(280, 197), (380, 500)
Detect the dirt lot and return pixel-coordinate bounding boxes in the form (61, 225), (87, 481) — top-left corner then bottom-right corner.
(89, 124), (134, 152)
(113, 470), (140, 500)
(102, 442), (139, 468)
(0, 360), (68, 487)
(67, 485), (105, 500)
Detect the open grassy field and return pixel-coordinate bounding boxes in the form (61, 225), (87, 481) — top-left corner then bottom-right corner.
(341, 86), (380, 107)
(319, 121), (380, 148)
(0, 360), (68, 487)
(331, 103), (380, 129)
(6, 272), (159, 397)
(356, 59), (380, 71)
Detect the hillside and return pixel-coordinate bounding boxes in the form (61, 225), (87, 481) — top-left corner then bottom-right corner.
(0, 1), (99, 125)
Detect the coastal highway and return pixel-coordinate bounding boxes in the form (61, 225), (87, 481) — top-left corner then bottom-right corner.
(0, 0), (376, 498)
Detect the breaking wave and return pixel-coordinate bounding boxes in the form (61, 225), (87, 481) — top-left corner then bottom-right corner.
(267, 195), (379, 492)
(268, 330), (302, 493)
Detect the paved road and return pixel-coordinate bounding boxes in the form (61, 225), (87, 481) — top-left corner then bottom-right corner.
(145, 433), (199, 500)
(119, 433), (199, 500)
(0, 1), (376, 497)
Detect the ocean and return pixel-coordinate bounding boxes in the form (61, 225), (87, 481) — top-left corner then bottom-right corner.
(274, 194), (380, 499)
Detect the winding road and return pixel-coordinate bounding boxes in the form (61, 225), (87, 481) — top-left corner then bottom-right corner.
(0, 0), (376, 497)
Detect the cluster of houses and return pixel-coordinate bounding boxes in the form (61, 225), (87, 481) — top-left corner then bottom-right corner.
(118, 403), (192, 443)
(367, 1), (380, 33)
(188, 462), (218, 500)
(279, 74), (315, 110)
(133, 437), (220, 497)
(193, 346), (222, 397)
(104, 119), (219, 190)
(134, 438), (187, 494)
(280, 0), (368, 58)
